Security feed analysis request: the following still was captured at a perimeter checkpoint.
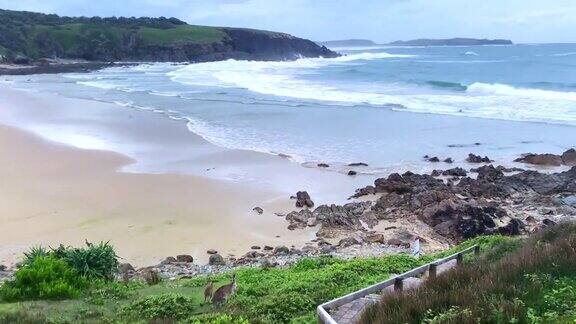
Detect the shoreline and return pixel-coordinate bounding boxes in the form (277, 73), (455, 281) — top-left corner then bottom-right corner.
(0, 122), (317, 267)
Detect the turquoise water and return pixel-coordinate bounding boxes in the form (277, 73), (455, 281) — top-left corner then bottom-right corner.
(6, 43), (576, 173)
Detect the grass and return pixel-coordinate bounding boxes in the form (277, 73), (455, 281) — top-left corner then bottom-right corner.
(138, 25), (227, 46)
(360, 222), (576, 324)
(0, 235), (511, 323)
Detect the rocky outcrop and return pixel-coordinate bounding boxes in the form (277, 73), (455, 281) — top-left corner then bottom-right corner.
(515, 149), (576, 167)
(466, 153), (493, 163)
(295, 191), (314, 208)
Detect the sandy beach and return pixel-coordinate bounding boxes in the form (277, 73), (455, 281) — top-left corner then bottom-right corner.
(0, 119), (318, 267)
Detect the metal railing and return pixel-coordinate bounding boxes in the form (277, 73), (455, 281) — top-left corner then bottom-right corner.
(317, 245), (480, 324)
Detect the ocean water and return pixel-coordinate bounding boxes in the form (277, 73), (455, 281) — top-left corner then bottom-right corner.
(5, 43), (576, 177)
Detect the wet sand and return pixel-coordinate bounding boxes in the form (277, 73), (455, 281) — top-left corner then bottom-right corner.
(0, 122), (315, 267)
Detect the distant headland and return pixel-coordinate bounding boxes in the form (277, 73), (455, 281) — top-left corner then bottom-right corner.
(387, 38), (513, 46)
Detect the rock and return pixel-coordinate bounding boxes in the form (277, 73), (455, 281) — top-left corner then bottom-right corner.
(515, 153), (563, 166)
(498, 218), (524, 236)
(295, 191), (314, 208)
(0, 265), (6, 272)
(253, 207), (264, 214)
(208, 254), (226, 266)
(140, 268), (161, 285)
(364, 233), (385, 244)
(444, 158), (454, 164)
(431, 170), (443, 177)
(319, 245), (336, 254)
(542, 218), (557, 227)
(475, 165), (505, 182)
(496, 166), (525, 173)
(160, 256), (177, 265)
(307, 217), (318, 227)
(348, 170), (358, 176)
(273, 246), (290, 255)
(350, 185), (376, 198)
(442, 167), (467, 177)
(251, 245), (261, 250)
(466, 153), (493, 163)
(263, 245), (273, 251)
(318, 163), (330, 168)
(562, 149), (576, 166)
(176, 255), (194, 263)
(314, 202), (374, 237)
(118, 263), (135, 273)
(428, 156), (440, 162)
(207, 249), (218, 255)
(387, 238), (410, 248)
(338, 237), (362, 247)
(260, 258), (278, 269)
(348, 162), (368, 167)
(525, 216), (536, 223)
(286, 209), (314, 229)
(563, 195), (576, 207)
(13, 54), (31, 65)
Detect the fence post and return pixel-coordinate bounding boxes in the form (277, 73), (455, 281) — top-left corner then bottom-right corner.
(456, 253), (464, 266)
(428, 263), (437, 278)
(474, 245), (480, 256)
(394, 278), (403, 291)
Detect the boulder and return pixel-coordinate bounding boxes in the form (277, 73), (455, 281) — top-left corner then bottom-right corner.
(515, 153), (563, 166)
(295, 191), (314, 208)
(251, 245), (261, 250)
(442, 167), (467, 177)
(428, 156), (440, 162)
(364, 233), (385, 244)
(431, 170), (443, 177)
(498, 218), (524, 236)
(338, 237), (362, 247)
(263, 245), (274, 251)
(160, 256), (177, 265)
(562, 149), (576, 166)
(387, 238), (410, 248)
(273, 246), (290, 255)
(466, 153), (492, 163)
(208, 254), (226, 266)
(542, 218), (557, 227)
(253, 207), (264, 214)
(350, 185), (376, 198)
(318, 163), (330, 168)
(348, 170), (358, 176)
(176, 255), (194, 263)
(118, 263), (135, 274)
(207, 249), (218, 255)
(444, 158), (454, 163)
(286, 209), (314, 229)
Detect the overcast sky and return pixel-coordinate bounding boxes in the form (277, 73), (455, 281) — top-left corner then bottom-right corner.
(1, 0), (575, 43)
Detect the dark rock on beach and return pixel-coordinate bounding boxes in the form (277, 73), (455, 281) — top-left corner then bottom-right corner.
(295, 191), (314, 208)
(208, 254), (226, 266)
(466, 153), (493, 163)
(348, 170), (358, 176)
(348, 162), (369, 167)
(515, 149), (576, 167)
(176, 255), (194, 263)
(317, 163), (330, 168)
(442, 167), (467, 177)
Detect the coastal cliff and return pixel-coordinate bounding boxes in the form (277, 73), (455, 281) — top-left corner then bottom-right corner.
(0, 9), (337, 64)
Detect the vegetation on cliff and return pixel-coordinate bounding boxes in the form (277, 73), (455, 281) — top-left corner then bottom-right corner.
(0, 9), (336, 64)
(361, 222), (576, 324)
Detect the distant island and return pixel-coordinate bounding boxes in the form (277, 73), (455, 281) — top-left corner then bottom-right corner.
(317, 39), (376, 47)
(387, 38), (513, 46)
(0, 9), (337, 67)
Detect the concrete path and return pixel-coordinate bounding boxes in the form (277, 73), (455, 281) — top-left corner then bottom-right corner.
(330, 259), (457, 324)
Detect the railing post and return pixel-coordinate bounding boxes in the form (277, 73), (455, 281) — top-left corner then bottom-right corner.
(474, 245), (480, 256)
(456, 253), (463, 266)
(394, 278), (403, 291)
(428, 263), (437, 279)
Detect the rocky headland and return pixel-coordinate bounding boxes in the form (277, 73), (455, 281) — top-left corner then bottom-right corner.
(0, 9), (338, 75)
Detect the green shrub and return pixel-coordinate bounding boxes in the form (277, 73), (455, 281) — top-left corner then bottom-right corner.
(22, 246), (50, 266)
(0, 257), (87, 302)
(121, 293), (198, 320)
(55, 241), (119, 280)
(186, 313), (249, 324)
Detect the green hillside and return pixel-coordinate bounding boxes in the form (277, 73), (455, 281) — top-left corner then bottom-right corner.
(0, 9), (336, 64)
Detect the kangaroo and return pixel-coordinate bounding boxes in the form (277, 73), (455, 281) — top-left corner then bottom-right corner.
(211, 274), (237, 306)
(204, 280), (214, 302)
